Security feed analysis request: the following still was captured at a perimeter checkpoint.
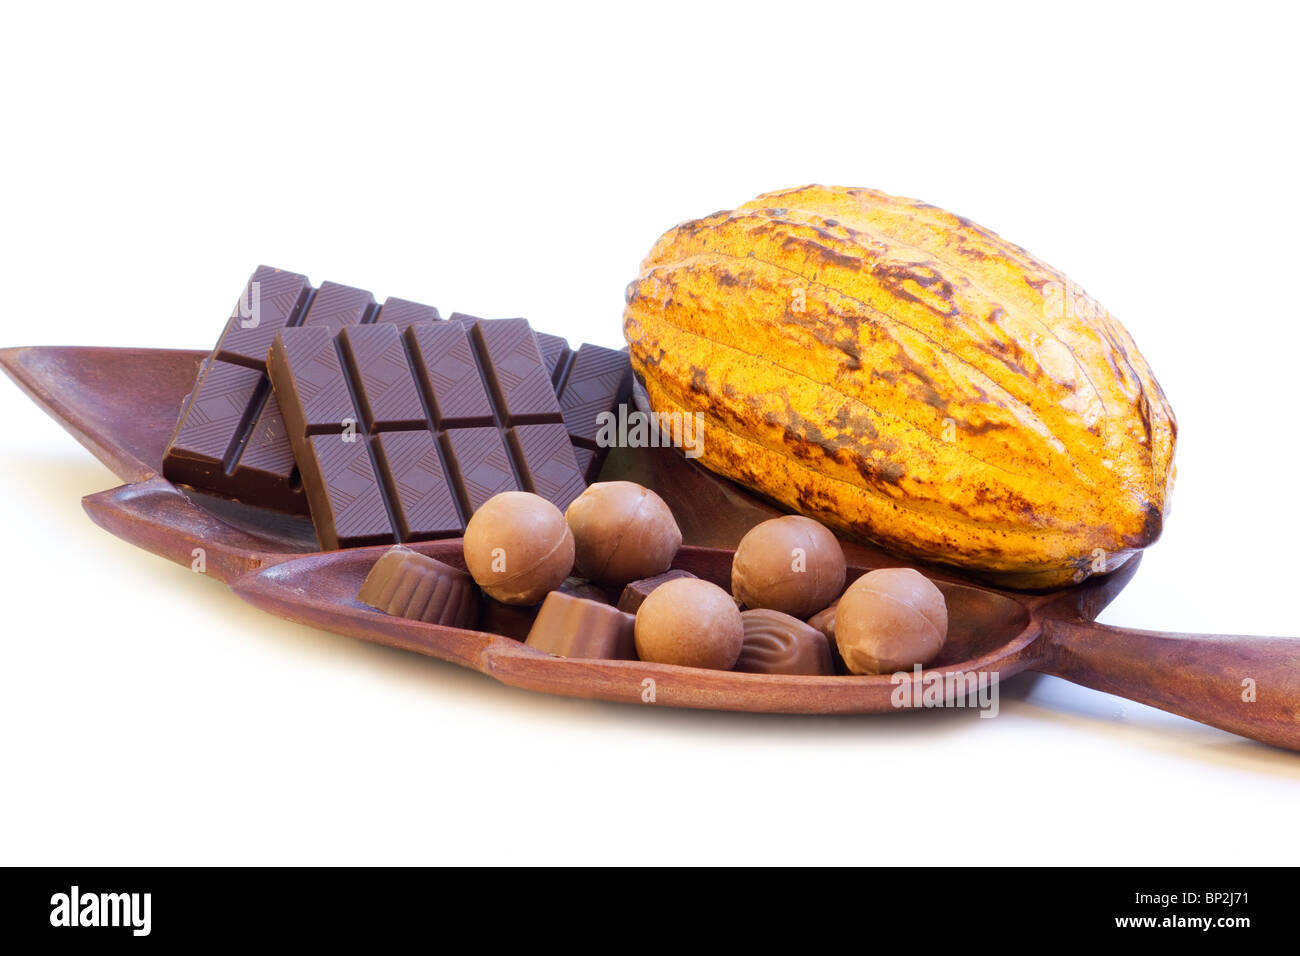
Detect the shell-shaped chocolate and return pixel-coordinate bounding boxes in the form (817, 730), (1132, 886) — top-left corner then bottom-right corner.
(735, 608), (834, 676)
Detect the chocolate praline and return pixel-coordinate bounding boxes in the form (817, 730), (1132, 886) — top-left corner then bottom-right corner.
(463, 491), (575, 606)
(357, 546), (481, 629)
(634, 578), (743, 670)
(736, 609), (834, 676)
(835, 568), (948, 674)
(565, 481), (682, 587)
(731, 515), (846, 618)
(525, 592), (637, 661)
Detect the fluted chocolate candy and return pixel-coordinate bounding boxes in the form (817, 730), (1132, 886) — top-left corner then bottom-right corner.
(835, 568), (949, 674)
(566, 481), (681, 587)
(616, 569), (697, 614)
(731, 516), (846, 618)
(357, 546), (480, 628)
(634, 578), (743, 670)
(464, 492), (574, 605)
(736, 609), (834, 676)
(525, 592), (637, 660)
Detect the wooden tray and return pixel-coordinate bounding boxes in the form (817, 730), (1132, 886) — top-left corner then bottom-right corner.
(4, 345), (1298, 750)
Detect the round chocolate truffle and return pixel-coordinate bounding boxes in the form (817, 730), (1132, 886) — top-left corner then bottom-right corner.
(463, 492), (574, 606)
(731, 516), (846, 618)
(565, 481), (682, 587)
(834, 568), (948, 674)
(634, 578), (744, 670)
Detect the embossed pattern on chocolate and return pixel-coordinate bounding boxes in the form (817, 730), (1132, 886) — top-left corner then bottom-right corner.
(488, 320), (632, 482)
(270, 318), (589, 550)
(736, 608), (834, 676)
(163, 266), (437, 513)
(164, 271), (633, 515)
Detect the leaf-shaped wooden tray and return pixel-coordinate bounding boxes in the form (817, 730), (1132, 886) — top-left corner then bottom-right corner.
(5, 345), (1299, 748)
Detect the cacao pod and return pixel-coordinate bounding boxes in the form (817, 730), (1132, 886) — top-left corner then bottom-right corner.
(623, 185), (1176, 589)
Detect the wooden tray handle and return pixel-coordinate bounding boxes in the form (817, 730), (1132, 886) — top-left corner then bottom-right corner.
(1039, 619), (1300, 752)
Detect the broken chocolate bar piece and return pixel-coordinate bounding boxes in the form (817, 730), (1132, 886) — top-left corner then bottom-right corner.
(357, 546), (480, 629)
(616, 569), (698, 614)
(162, 266), (440, 512)
(454, 316), (632, 482)
(524, 591), (637, 661)
(268, 318), (587, 550)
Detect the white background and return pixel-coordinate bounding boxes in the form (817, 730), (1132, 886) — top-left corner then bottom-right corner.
(2, 1), (1297, 865)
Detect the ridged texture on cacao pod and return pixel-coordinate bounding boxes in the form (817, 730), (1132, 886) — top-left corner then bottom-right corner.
(623, 185), (1177, 589)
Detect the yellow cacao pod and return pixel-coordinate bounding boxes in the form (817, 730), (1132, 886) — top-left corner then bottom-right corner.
(623, 185), (1177, 590)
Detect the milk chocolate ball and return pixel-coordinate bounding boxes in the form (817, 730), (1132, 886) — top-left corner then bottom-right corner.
(634, 578), (744, 670)
(835, 568), (948, 674)
(566, 481), (681, 587)
(731, 516), (846, 617)
(463, 492), (574, 606)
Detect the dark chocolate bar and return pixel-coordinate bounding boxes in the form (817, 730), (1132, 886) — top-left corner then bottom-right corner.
(165, 269), (634, 518)
(269, 317), (587, 550)
(163, 266), (439, 512)
(460, 318), (632, 482)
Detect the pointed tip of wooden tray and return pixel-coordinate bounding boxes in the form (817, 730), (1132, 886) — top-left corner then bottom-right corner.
(2, 345), (205, 483)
